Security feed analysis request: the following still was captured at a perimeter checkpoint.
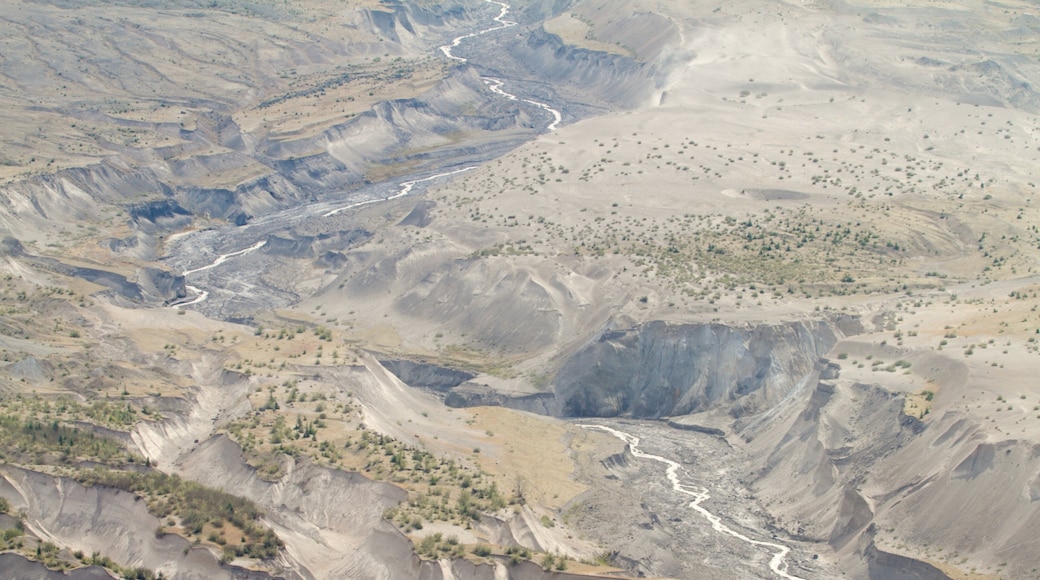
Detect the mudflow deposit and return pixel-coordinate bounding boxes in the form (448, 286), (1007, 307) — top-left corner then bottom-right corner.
(1, 0), (1040, 578)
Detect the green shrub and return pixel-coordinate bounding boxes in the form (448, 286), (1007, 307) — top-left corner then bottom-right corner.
(472, 544), (492, 557)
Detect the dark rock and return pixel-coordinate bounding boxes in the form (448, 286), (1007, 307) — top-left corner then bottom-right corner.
(665, 420), (725, 437)
(444, 383), (556, 414)
(380, 358), (475, 391)
(316, 251), (348, 269)
(136, 266), (187, 303)
(0, 237), (26, 256)
(129, 199), (190, 223)
(397, 200), (435, 228)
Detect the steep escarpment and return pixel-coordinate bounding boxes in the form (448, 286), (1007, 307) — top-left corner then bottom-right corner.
(742, 380), (923, 546)
(0, 466), (254, 580)
(179, 435), (415, 580)
(356, 0), (489, 55)
(132, 360), (256, 467)
(0, 236), (185, 306)
(379, 358), (475, 392)
(741, 369), (1040, 579)
(317, 68), (537, 177)
(0, 161), (170, 243)
(553, 318), (858, 418)
(481, 27), (670, 110)
(0, 553), (112, 579)
(498, 0), (685, 109)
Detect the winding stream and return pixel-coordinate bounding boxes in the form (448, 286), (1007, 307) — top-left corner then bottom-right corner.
(181, 239), (267, 277)
(483, 78), (562, 131)
(169, 285), (208, 309)
(322, 166), (476, 217)
(170, 239), (267, 308)
(578, 424), (805, 580)
(438, 0), (516, 62)
(151, 6), (804, 578)
(441, 0), (562, 132)
(171, 0), (561, 310)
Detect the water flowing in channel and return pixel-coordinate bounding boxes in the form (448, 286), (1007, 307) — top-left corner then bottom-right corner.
(439, 0), (516, 62)
(441, 0), (562, 132)
(323, 166), (476, 218)
(483, 78), (562, 131)
(170, 239), (267, 308)
(172, 0), (560, 309)
(578, 424), (805, 580)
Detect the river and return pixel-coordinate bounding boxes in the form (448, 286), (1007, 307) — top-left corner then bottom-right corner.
(578, 423), (805, 580)
(174, 0), (560, 307)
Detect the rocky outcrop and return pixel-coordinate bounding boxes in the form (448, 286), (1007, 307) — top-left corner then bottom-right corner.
(129, 198), (192, 228)
(445, 383), (556, 415)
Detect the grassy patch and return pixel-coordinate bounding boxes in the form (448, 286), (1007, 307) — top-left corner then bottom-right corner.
(0, 410), (142, 467)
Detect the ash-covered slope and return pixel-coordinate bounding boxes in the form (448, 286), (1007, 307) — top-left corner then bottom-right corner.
(7, 0), (1040, 579)
(0, 466), (260, 580)
(734, 359), (1040, 579)
(0, 553), (111, 579)
(179, 435), (415, 580)
(0, 66), (539, 250)
(553, 317), (858, 418)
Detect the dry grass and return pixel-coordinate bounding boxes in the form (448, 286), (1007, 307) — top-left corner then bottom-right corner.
(467, 406), (588, 510)
(542, 13), (632, 57)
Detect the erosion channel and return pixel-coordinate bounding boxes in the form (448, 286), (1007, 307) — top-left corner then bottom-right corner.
(116, 3), (825, 577)
(1, 0), (1039, 579)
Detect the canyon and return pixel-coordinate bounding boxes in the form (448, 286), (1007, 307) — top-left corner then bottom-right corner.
(1, 0), (1039, 578)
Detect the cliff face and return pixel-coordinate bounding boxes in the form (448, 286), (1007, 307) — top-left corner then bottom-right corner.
(552, 318), (857, 418)
(513, 29), (660, 108)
